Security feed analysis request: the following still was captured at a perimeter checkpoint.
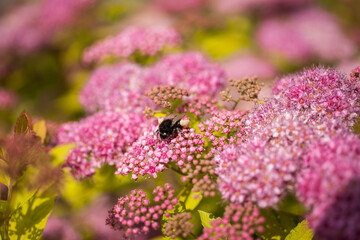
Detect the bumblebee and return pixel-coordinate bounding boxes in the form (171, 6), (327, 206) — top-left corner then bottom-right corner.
(157, 114), (189, 140)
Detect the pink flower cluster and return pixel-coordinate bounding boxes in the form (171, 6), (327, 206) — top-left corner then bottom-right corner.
(79, 52), (226, 113)
(163, 212), (194, 238)
(106, 184), (178, 237)
(83, 26), (181, 63)
(0, 0), (93, 54)
(150, 52), (226, 96)
(198, 203), (265, 240)
(115, 127), (205, 180)
(57, 111), (146, 179)
(198, 109), (247, 155)
(296, 133), (360, 240)
(256, 8), (355, 61)
(273, 67), (360, 128)
(0, 87), (17, 110)
(79, 63), (157, 113)
(154, 0), (206, 12)
(182, 95), (219, 117)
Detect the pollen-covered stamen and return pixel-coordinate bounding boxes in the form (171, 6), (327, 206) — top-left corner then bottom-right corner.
(179, 119), (190, 128)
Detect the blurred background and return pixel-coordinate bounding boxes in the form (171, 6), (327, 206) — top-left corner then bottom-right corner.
(0, 0), (359, 239)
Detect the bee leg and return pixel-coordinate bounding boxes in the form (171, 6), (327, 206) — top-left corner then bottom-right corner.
(176, 127), (185, 137)
(155, 129), (160, 139)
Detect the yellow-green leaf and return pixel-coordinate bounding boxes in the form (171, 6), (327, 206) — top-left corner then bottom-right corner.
(285, 220), (314, 240)
(0, 158), (10, 187)
(153, 112), (167, 117)
(198, 210), (214, 229)
(33, 120), (46, 143)
(0, 200), (7, 213)
(185, 189), (202, 210)
(49, 143), (76, 166)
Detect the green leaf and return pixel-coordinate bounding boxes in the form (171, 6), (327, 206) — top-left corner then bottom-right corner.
(0, 200), (7, 213)
(14, 112), (32, 135)
(198, 210), (214, 229)
(259, 208), (300, 240)
(32, 120), (46, 143)
(0, 158), (10, 187)
(285, 220), (313, 240)
(49, 143), (76, 166)
(185, 189), (202, 210)
(9, 196), (54, 240)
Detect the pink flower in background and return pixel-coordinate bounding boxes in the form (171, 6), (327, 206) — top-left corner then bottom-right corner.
(256, 8), (355, 62)
(43, 216), (81, 240)
(296, 134), (360, 240)
(154, 0), (207, 12)
(151, 52), (226, 96)
(0, 0), (93, 54)
(273, 67), (360, 128)
(57, 111), (146, 179)
(221, 54), (276, 80)
(83, 26), (181, 63)
(0, 87), (17, 110)
(213, 0), (310, 13)
(79, 63), (158, 113)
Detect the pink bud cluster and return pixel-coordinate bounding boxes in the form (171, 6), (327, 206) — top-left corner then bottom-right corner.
(83, 26), (181, 63)
(163, 212), (194, 239)
(0, 87), (17, 110)
(145, 85), (190, 109)
(273, 67), (360, 128)
(228, 77), (264, 102)
(79, 63), (158, 113)
(115, 127), (205, 180)
(180, 157), (217, 197)
(350, 66), (360, 82)
(106, 184), (178, 238)
(57, 111), (146, 179)
(182, 95), (219, 117)
(0, 0), (93, 55)
(198, 109), (247, 155)
(150, 52), (226, 96)
(256, 8), (355, 62)
(296, 133), (360, 239)
(198, 203), (265, 240)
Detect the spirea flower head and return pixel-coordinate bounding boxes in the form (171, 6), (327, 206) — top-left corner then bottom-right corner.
(150, 52), (226, 96)
(115, 126), (205, 180)
(273, 66), (360, 128)
(79, 63), (158, 113)
(0, 0), (93, 55)
(163, 212), (194, 239)
(198, 109), (247, 155)
(216, 141), (300, 208)
(57, 111), (146, 179)
(310, 179), (360, 240)
(106, 184), (178, 238)
(83, 26), (181, 63)
(296, 133), (360, 209)
(145, 85), (190, 109)
(198, 203), (265, 240)
(182, 95), (219, 117)
(256, 8), (355, 62)
(350, 65), (360, 82)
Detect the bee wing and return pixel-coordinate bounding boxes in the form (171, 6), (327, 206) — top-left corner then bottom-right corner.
(171, 114), (185, 125)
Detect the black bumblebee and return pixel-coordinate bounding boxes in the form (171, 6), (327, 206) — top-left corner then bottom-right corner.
(157, 114), (189, 140)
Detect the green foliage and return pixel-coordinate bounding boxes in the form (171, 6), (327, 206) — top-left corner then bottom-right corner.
(8, 196), (54, 240)
(259, 208), (301, 240)
(185, 189), (202, 210)
(49, 143), (76, 167)
(198, 210), (214, 229)
(14, 112), (31, 135)
(284, 220), (313, 240)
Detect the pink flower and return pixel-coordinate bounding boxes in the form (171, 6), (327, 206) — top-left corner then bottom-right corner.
(273, 66), (360, 128)
(154, 0), (207, 12)
(0, 87), (17, 110)
(256, 8), (355, 61)
(83, 26), (181, 63)
(106, 184), (177, 238)
(57, 111), (146, 179)
(0, 0), (93, 54)
(150, 52), (226, 96)
(296, 133), (360, 240)
(43, 216), (81, 240)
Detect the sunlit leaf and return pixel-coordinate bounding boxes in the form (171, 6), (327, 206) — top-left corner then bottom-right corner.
(185, 189), (202, 210)
(285, 220), (313, 240)
(14, 112), (32, 135)
(0, 158), (10, 187)
(33, 120), (46, 143)
(9, 196), (54, 240)
(49, 143), (76, 166)
(198, 210), (214, 229)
